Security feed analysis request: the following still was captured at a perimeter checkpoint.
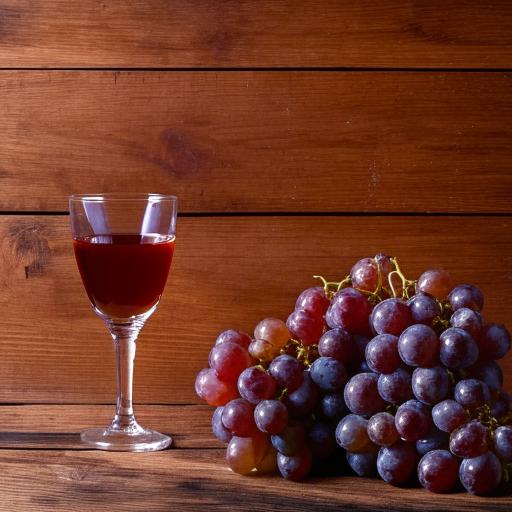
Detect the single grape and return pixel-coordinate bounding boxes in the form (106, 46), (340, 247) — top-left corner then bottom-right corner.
(268, 354), (304, 392)
(284, 371), (319, 417)
(308, 422), (337, 458)
(346, 451), (377, 477)
(432, 400), (468, 433)
(335, 414), (371, 452)
(418, 449), (459, 493)
(255, 444), (278, 474)
(254, 318), (291, 350)
(468, 360), (503, 394)
(494, 425), (512, 462)
(416, 269), (452, 300)
(238, 366), (277, 405)
(439, 327), (479, 369)
(377, 368), (413, 405)
(226, 432), (269, 475)
(222, 398), (257, 437)
(286, 309), (324, 346)
(412, 367), (451, 405)
(326, 287), (371, 334)
(248, 338), (277, 361)
(318, 328), (354, 363)
(215, 329), (251, 349)
(448, 284), (484, 312)
(295, 286), (330, 318)
(407, 293), (442, 327)
(271, 420), (305, 456)
(416, 427), (449, 456)
(277, 446), (313, 481)
(454, 379), (491, 409)
(449, 420), (488, 458)
(450, 308), (483, 339)
(320, 393), (347, 420)
(371, 298), (412, 336)
(395, 400), (431, 442)
(254, 400), (288, 435)
(365, 334), (400, 374)
(310, 356), (347, 392)
(195, 368), (238, 406)
(478, 323), (511, 360)
(459, 452), (502, 495)
(367, 412), (399, 447)
(377, 441), (418, 486)
(211, 406), (232, 443)
(398, 324), (439, 368)
(350, 257), (379, 293)
(209, 342), (252, 383)
(344, 373), (386, 417)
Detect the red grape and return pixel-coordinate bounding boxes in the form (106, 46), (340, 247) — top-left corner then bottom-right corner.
(295, 286), (330, 318)
(286, 309), (324, 346)
(254, 400), (288, 435)
(209, 342), (252, 382)
(215, 329), (252, 349)
(416, 269), (452, 300)
(326, 287), (371, 334)
(195, 368), (238, 406)
(237, 366), (277, 405)
(222, 398), (257, 437)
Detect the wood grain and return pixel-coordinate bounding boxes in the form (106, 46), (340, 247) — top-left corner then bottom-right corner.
(0, 449), (509, 511)
(0, 72), (511, 213)
(0, 215), (511, 403)
(0, 1), (511, 68)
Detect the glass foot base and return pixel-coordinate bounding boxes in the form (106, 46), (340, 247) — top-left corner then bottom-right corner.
(81, 426), (172, 452)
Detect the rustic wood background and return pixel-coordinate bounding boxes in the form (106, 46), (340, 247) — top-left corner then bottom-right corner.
(0, 1), (511, 510)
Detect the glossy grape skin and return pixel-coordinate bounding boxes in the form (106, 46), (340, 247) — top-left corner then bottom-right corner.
(222, 398), (257, 437)
(254, 400), (288, 435)
(253, 318), (291, 350)
(479, 323), (511, 360)
(346, 451), (377, 477)
(459, 452), (502, 495)
(268, 354), (304, 392)
(494, 425), (512, 462)
(286, 309), (324, 346)
(449, 420), (488, 458)
(450, 308), (483, 339)
(418, 450), (459, 493)
(308, 422), (337, 458)
(211, 406), (232, 443)
(350, 257), (392, 293)
(439, 327), (479, 369)
(416, 269), (452, 300)
(209, 342), (252, 383)
(412, 367), (451, 405)
(284, 371), (319, 417)
(371, 298), (412, 336)
(395, 400), (431, 442)
(335, 414), (371, 452)
(398, 324), (439, 368)
(377, 368), (413, 405)
(255, 444), (278, 474)
(468, 360), (503, 394)
(344, 373), (386, 417)
(365, 334), (400, 374)
(326, 287), (371, 334)
(367, 412), (399, 447)
(432, 400), (468, 433)
(416, 427), (449, 457)
(407, 293), (442, 326)
(295, 286), (330, 318)
(215, 329), (251, 349)
(310, 356), (347, 392)
(277, 446), (313, 481)
(226, 432), (269, 475)
(248, 338), (277, 361)
(454, 379), (491, 409)
(320, 393), (347, 420)
(318, 328), (354, 364)
(195, 368), (238, 406)
(377, 442), (418, 486)
(448, 284), (484, 312)
(271, 420), (305, 456)
(237, 366), (277, 405)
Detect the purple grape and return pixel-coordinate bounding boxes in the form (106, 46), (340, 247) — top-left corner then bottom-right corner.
(439, 327), (479, 369)
(284, 371), (318, 417)
(277, 446), (312, 481)
(308, 422), (337, 458)
(432, 400), (468, 433)
(215, 329), (251, 349)
(353, 334), (371, 363)
(398, 324), (439, 368)
(286, 308), (324, 346)
(449, 420), (488, 458)
(371, 298), (412, 336)
(418, 449), (459, 493)
(492, 390), (511, 419)
(448, 284), (484, 312)
(346, 451), (377, 477)
(459, 452), (502, 495)
(335, 414), (371, 452)
(494, 425), (512, 462)
(407, 293), (442, 327)
(318, 328), (354, 363)
(320, 393), (346, 420)
(222, 398), (257, 437)
(295, 286), (330, 318)
(367, 412), (399, 447)
(450, 308), (483, 339)
(412, 367), (451, 405)
(377, 368), (413, 405)
(254, 400), (288, 435)
(268, 354), (304, 392)
(478, 323), (511, 360)
(237, 366), (277, 405)
(326, 287), (372, 334)
(212, 406), (232, 443)
(365, 334), (400, 374)
(377, 441), (418, 486)
(344, 373), (386, 417)
(416, 427), (449, 457)
(271, 420), (305, 456)
(309, 356), (347, 392)
(395, 400), (431, 442)
(468, 360), (503, 393)
(454, 379), (491, 409)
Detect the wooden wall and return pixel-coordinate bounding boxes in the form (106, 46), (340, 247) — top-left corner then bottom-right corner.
(0, 1), (511, 404)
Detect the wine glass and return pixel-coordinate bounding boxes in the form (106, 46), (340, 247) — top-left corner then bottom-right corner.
(69, 193), (178, 451)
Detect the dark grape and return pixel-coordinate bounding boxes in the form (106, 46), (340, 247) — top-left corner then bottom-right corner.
(335, 414), (371, 452)
(449, 420), (488, 458)
(195, 368), (238, 406)
(271, 420), (305, 456)
(491, 390), (511, 419)
(367, 412), (399, 447)
(318, 328), (354, 363)
(432, 400), (468, 433)
(371, 298), (412, 336)
(209, 342), (252, 383)
(308, 422), (337, 458)
(439, 327), (479, 369)
(450, 308), (483, 339)
(468, 360), (503, 394)
(310, 356), (347, 392)
(459, 452), (502, 495)
(416, 427), (449, 457)
(212, 406), (232, 443)
(222, 398), (257, 437)
(448, 284), (484, 312)
(254, 400), (288, 435)
(454, 379), (491, 409)
(344, 373), (386, 417)
(346, 451), (377, 477)
(326, 287), (371, 334)
(494, 425), (512, 462)
(215, 329), (252, 349)
(286, 309), (324, 346)
(478, 323), (511, 360)
(377, 441), (418, 486)
(365, 334), (400, 374)
(284, 371), (319, 417)
(398, 324), (439, 368)
(238, 366), (277, 405)
(412, 367), (451, 405)
(295, 286), (330, 318)
(320, 393), (346, 420)
(377, 368), (413, 405)
(277, 446), (313, 481)
(395, 400), (431, 442)
(407, 293), (442, 326)
(268, 354), (304, 392)
(416, 269), (452, 300)
(418, 449), (459, 493)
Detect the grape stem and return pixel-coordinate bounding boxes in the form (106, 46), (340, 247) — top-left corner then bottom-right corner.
(388, 257), (416, 299)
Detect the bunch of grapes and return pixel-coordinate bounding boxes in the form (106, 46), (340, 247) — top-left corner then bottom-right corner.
(195, 254), (512, 495)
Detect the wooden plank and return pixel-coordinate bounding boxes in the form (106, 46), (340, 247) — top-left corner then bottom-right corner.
(0, 1), (511, 68)
(0, 449), (510, 511)
(0, 215), (511, 403)
(1, 71), (512, 213)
